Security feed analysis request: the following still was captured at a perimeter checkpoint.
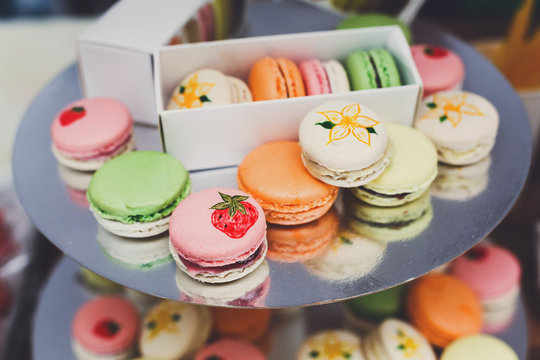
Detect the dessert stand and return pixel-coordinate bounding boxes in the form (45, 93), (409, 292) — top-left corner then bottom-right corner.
(13, 0), (532, 307)
(32, 256), (529, 360)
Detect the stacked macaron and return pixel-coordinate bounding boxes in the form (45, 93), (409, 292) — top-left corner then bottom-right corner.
(51, 98), (134, 204)
(450, 242), (521, 332)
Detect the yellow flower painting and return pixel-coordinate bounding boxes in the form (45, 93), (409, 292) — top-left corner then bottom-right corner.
(172, 72), (215, 109)
(421, 93), (484, 128)
(306, 332), (359, 359)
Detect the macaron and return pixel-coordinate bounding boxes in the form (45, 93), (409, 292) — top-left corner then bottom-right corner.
(305, 229), (386, 281)
(249, 57), (305, 101)
(343, 285), (406, 333)
(211, 307), (271, 341)
(451, 243), (521, 332)
(407, 273), (483, 348)
(431, 156), (491, 201)
(96, 225), (171, 269)
(87, 151), (191, 238)
(51, 97), (134, 171)
(176, 260), (270, 307)
(71, 296), (139, 360)
(237, 141), (338, 225)
(195, 339), (266, 360)
(299, 101), (391, 187)
(169, 187), (267, 283)
(345, 191), (433, 242)
(441, 334), (519, 360)
(196, 2), (215, 42)
(415, 91), (499, 165)
(351, 123), (438, 207)
(299, 59), (350, 95)
(363, 318), (436, 360)
(411, 44), (465, 98)
(167, 69), (251, 110)
(296, 330), (364, 360)
(347, 49), (401, 90)
(139, 300), (211, 359)
(266, 208), (339, 262)
(337, 13), (413, 44)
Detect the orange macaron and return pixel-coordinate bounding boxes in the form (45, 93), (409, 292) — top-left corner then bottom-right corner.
(267, 207), (339, 262)
(237, 141), (338, 225)
(407, 273), (483, 348)
(249, 57), (305, 101)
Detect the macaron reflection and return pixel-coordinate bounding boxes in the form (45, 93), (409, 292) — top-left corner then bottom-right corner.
(266, 208), (339, 262)
(96, 225), (172, 270)
(176, 260), (270, 307)
(431, 156), (491, 201)
(57, 164), (93, 207)
(345, 191), (433, 243)
(305, 229), (386, 282)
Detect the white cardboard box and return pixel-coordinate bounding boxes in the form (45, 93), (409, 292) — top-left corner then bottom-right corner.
(157, 27), (423, 171)
(77, 0), (206, 124)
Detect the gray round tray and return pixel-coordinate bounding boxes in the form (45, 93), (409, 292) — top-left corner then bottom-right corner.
(32, 256), (529, 360)
(13, 1), (531, 307)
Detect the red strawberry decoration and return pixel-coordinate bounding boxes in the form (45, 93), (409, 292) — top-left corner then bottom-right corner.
(94, 319), (120, 339)
(59, 106), (86, 126)
(423, 45), (448, 58)
(210, 192), (258, 239)
(465, 245), (488, 261)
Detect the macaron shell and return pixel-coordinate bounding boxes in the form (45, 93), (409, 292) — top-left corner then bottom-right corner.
(299, 59), (331, 95)
(364, 123), (438, 194)
(415, 91), (499, 149)
(72, 296), (139, 355)
(249, 57), (288, 101)
(227, 76), (253, 103)
(451, 243), (521, 300)
(347, 51), (378, 90)
(211, 307), (271, 341)
(368, 48), (401, 87)
(51, 98), (132, 159)
(195, 339), (266, 360)
(378, 319), (436, 360)
(277, 58), (305, 98)
(169, 187), (266, 266)
(441, 334), (518, 360)
(87, 151), (190, 221)
(408, 274), (483, 347)
(140, 301), (211, 359)
(296, 330), (364, 360)
(167, 69), (232, 110)
(412, 44), (464, 97)
(299, 101), (388, 171)
(323, 60), (350, 93)
(336, 13), (413, 44)
(237, 141), (338, 216)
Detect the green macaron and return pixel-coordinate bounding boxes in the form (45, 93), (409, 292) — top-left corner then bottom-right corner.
(345, 284), (405, 321)
(88, 151), (191, 237)
(337, 13), (413, 44)
(347, 48), (402, 90)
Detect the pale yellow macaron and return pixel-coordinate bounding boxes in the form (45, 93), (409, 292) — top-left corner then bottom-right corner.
(441, 334), (518, 360)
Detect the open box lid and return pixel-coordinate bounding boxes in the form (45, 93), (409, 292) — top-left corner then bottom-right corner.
(78, 0), (206, 52)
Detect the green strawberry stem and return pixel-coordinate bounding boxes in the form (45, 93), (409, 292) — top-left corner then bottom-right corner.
(210, 192), (249, 218)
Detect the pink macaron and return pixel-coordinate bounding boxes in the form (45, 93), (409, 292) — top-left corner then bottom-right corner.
(451, 242), (521, 332)
(169, 187), (267, 284)
(51, 97), (134, 171)
(411, 44), (465, 98)
(195, 339), (266, 360)
(299, 59), (350, 95)
(197, 2), (215, 42)
(71, 296), (139, 360)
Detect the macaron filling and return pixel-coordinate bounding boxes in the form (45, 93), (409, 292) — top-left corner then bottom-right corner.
(227, 276), (270, 307)
(89, 178), (191, 224)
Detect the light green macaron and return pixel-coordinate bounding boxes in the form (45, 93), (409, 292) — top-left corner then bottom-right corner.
(337, 13), (413, 44)
(352, 123), (438, 207)
(347, 48), (402, 90)
(88, 151), (191, 238)
(441, 334), (518, 360)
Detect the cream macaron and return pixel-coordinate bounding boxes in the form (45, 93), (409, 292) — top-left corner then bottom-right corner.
(297, 330), (364, 360)
(351, 123), (438, 207)
(415, 91), (499, 165)
(299, 101), (391, 187)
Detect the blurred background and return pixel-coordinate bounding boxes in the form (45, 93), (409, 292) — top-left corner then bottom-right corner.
(0, 0), (539, 359)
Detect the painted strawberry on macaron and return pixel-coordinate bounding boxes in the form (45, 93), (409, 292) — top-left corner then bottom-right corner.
(59, 106), (86, 126)
(423, 45), (448, 58)
(210, 192), (259, 238)
(169, 187), (267, 283)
